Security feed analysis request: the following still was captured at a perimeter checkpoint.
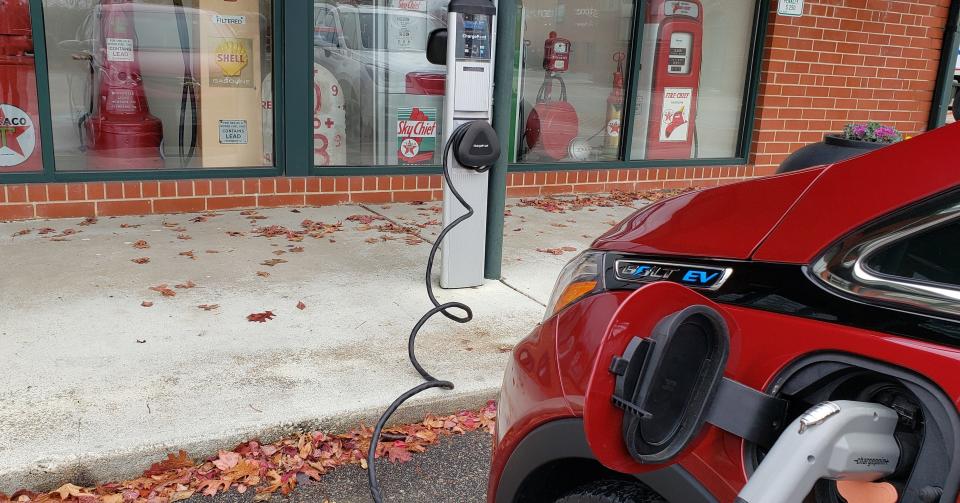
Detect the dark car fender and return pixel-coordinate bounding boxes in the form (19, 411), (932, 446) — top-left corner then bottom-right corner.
(494, 419), (717, 503)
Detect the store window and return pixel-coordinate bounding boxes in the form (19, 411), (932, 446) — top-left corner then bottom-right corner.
(313, 0), (449, 168)
(42, 0), (274, 171)
(0, 0), (43, 172)
(630, 0), (758, 161)
(513, 0), (635, 164)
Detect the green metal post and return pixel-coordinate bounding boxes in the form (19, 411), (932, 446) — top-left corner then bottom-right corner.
(485, 0), (517, 281)
(282, 0), (313, 176)
(930, 0), (960, 129)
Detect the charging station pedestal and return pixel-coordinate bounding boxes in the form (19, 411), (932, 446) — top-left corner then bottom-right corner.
(440, 0), (497, 289)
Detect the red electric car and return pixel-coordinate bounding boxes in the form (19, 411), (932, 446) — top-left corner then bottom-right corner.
(489, 123), (960, 503)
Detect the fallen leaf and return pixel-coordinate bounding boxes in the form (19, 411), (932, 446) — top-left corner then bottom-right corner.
(213, 451), (241, 471)
(239, 210), (258, 216)
(131, 257), (150, 265)
(346, 214), (384, 225)
(175, 280), (197, 289)
(150, 284), (176, 297)
(52, 483), (94, 500)
(198, 304), (220, 311)
(536, 247), (566, 255)
(247, 311), (276, 323)
(296, 301), (306, 310)
(190, 216), (208, 223)
(256, 271), (270, 278)
(143, 450), (194, 476)
(177, 234), (192, 240)
(226, 231), (245, 237)
(260, 259), (287, 267)
(141, 301), (154, 308)
(11, 229), (30, 237)
(205, 249), (220, 254)
(179, 250), (196, 260)
(290, 246), (304, 253)
(78, 217), (97, 226)
(290, 209), (301, 213)
(272, 250), (286, 256)
(37, 227), (55, 235)
(136, 339), (147, 344)
(561, 246), (577, 252)
(133, 240), (150, 249)
(120, 223), (141, 228)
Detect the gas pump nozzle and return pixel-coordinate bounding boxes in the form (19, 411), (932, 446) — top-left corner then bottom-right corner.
(736, 401), (902, 503)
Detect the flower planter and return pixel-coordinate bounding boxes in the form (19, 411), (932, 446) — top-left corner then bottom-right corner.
(777, 134), (891, 174)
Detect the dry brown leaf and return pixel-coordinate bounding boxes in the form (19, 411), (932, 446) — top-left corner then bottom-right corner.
(175, 280), (197, 289)
(132, 240), (150, 249)
(256, 271), (270, 278)
(296, 301), (306, 310)
(149, 285), (176, 297)
(131, 257), (150, 265)
(198, 304), (220, 311)
(260, 259), (287, 267)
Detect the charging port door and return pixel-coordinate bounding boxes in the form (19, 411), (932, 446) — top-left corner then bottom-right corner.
(584, 281), (787, 473)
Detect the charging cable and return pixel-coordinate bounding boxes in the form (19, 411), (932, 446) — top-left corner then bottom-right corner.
(366, 123), (488, 503)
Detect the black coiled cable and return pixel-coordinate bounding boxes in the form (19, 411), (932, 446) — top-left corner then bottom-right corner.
(367, 123), (482, 503)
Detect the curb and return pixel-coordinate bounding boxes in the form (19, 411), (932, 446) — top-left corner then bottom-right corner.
(0, 388), (498, 494)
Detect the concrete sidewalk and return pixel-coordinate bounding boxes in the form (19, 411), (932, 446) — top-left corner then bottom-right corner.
(0, 196), (640, 493)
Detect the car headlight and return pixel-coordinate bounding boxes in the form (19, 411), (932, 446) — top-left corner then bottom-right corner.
(544, 251), (605, 320)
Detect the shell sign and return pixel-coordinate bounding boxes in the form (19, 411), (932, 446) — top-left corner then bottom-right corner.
(214, 39), (249, 77)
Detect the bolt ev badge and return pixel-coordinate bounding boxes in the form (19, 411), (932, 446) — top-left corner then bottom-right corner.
(615, 260), (732, 290)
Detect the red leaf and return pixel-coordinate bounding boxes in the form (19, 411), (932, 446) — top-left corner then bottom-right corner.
(247, 311), (276, 323)
(11, 229), (30, 237)
(131, 257), (150, 265)
(143, 450), (194, 476)
(296, 301), (306, 311)
(141, 301), (154, 308)
(198, 304), (220, 311)
(175, 280), (197, 289)
(132, 240), (150, 249)
(149, 285), (176, 297)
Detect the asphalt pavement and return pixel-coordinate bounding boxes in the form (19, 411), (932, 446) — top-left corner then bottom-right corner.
(186, 431), (492, 503)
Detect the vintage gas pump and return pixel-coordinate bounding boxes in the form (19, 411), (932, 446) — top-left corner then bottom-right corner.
(604, 51), (627, 158)
(83, 0), (164, 169)
(438, 0), (498, 289)
(633, 0), (703, 160)
(524, 31), (580, 161)
(0, 0), (41, 171)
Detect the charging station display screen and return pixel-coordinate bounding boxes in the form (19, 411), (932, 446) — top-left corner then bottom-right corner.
(667, 32), (693, 74)
(456, 14), (492, 61)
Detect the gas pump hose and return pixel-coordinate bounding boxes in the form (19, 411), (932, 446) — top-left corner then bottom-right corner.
(367, 123), (485, 503)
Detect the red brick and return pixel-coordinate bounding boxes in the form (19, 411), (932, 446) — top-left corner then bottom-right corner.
(307, 177), (322, 193)
(429, 175), (442, 189)
(65, 184), (85, 201)
(305, 193), (350, 206)
(259, 178), (276, 194)
(541, 184), (574, 195)
(153, 198), (206, 214)
(362, 176), (378, 191)
(194, 180), (211, 196)
(275, 178), (292, 193)
(141, 181), (159, 198)
(393, 190), (434, 203)
(349, 177), (364, 191)
(350, 191), (392, 204)
(211, 180), (228, 196)
(177, 180), (194, 197)
(227, 179), (244, 195)
(27, 184), (47, 202)
(97, 200), (152, 216)
(123, 182), (141, 199)
(6, 185), (27, 203)
(0, 204), (35, 220)
(86, 183), (106, 200)
(258, 194), (305, 208)
(291, 177), (306, 193)
(243, 179), (258, 194)
(506, 186), (541, 198)
(0, 186), (5, 203)
(334, 177), (349, 192)
(207, 196), (257, 210)
(36, 202), (95, 219)
(159, 181), (177, 198)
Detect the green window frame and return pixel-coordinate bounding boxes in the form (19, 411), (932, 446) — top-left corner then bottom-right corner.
(0, 0), (290, 184)
(930, 0), (960, 129)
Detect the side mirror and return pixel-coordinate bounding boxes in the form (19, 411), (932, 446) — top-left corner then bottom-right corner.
(426, 28), (447, 65)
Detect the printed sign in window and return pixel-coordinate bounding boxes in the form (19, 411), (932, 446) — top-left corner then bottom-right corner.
(219, 120), (249, 145)
(106, 38), (134, 62)
(778, 0), (803, 17)
(660, 88), (692, 142)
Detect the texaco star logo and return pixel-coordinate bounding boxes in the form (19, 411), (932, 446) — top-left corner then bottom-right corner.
(400, 138), (420, 159)
(0, 104), (36, 167)
(607, 119), (621, 137)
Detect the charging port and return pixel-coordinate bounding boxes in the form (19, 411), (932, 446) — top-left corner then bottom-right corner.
(746, 354), (960, 503)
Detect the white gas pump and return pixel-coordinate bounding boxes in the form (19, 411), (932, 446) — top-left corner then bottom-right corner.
(439, 0), (497, 289)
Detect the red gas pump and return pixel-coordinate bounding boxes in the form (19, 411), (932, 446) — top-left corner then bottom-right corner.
(636, 0), (703, 159)
(0, 0), (41, 171)
(83, 0), (163, 169)
(524, 31), (579, 161)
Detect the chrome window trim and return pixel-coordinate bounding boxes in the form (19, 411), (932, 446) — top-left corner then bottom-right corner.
(614, 259), (734, 291)
(810, 197), (960, 318)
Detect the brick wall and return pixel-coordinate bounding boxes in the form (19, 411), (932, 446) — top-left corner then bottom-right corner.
(0, 167), (747, 221)
(751, 0), (950, 174)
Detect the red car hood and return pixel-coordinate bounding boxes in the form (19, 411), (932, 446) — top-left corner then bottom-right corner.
(592, 168), (824, 260)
